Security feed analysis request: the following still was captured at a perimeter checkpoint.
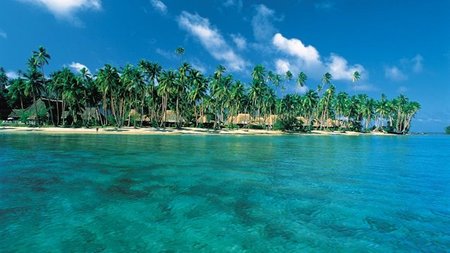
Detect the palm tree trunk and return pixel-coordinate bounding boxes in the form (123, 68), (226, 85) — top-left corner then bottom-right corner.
(33, 93), (39, 126)
(176, 97), (180, 129)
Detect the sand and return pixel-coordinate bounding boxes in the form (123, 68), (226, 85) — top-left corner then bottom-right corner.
(0, 126), (397, 136)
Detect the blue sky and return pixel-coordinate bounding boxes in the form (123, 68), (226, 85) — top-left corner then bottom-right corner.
(0, 0), (449, 132)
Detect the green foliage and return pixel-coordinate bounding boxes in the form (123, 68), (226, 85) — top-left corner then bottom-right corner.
(248, 124), (264, 130)
(273, 117), (301, 131)
(445, 126), (450, 134)
(1, 47), (421, 134)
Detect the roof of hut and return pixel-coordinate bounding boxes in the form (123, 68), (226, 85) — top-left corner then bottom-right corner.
(228, 113), (251, 124)
(163, 110), (185, 123)
(197, 114), (215, 124)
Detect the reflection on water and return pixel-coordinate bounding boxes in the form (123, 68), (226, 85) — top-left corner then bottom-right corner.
(0, 133), (449, 252)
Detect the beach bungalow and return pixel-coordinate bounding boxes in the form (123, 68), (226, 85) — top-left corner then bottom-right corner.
(162, 110), (185, 127)
(7, 99), (50, 125)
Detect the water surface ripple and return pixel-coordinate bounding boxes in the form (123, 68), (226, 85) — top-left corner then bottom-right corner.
(0, 133), (449, 252)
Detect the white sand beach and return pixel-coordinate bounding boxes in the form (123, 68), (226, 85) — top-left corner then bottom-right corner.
(0, 126), (396, 136)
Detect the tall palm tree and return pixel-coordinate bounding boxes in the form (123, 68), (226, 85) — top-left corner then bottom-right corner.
(0, 67), (7, 91)
(318, 84), (335, 129)
(175, 62), (191, 128)
(352, 71), (361, 83)
(303, 90), (319, 129)
(362, 98), (375, 131)
(96, 64), (120, 126)
(24, 57), (45, 125)
(228, 80), (245, 126)
(335, 92), (349, 128)
(175, 47), (185, 57)
(250, 65), (268, 122)
(375, 94), (389, 130)
(7, 75), (27, 110)
(158, 70), (176, 127)
(297, 72), (307, 88)
(121, 64), (145, 127)
(285, 70), (293, 82)
(139, 60), (162, 124)
(188, 68), (207, 127)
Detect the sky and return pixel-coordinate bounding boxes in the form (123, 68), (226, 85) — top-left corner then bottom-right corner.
(0, 0), (449, 132)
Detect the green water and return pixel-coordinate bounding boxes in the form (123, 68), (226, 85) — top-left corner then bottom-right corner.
(0, 133), (449, 252)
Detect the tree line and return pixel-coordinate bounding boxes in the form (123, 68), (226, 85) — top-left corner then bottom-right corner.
(0, 47), (421, 134)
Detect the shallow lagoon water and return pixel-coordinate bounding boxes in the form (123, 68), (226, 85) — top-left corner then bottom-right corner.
(0, 133), (449, 252)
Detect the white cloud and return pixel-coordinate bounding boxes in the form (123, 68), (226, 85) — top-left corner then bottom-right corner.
(155, 48), (177, 60)
(411, 54), (423, 73)
(223, 0), (243, 10)
(230, 34), (247, 50)
(386, 54), (424, 81)
(315, 1), (335, 10)
(150, 0), (167, 14)
(177, 11), (247, 72)
(191, 60), (207, 73)
(69, 62), (90, 73)
(385, 66), (407, 81)
(275, 59), (291, 74)
(252, 4), (278, 41)
(18, 0), (101, 25)
(6, 71), (18, 79)
(272, 33), (367, 82)
(398, 86), (408, 93)
(327, 54), (365, 81)
(0, 30), (7, 39)
(273, 33), (322, 67)
(352, 83), (376, 92)
(295, 85), (309, 94)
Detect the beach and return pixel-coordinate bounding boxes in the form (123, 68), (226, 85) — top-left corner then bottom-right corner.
(0, 126), (395, 136)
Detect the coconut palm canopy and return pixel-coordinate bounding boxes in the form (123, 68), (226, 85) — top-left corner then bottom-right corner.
(1, 1), (445, 131)
(1, 47), (421, 134)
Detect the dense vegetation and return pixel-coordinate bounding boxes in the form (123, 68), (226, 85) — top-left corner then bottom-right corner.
(446, 126), (450, 134)
(0, 47), (421, 134)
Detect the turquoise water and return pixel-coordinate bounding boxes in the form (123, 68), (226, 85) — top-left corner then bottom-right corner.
(0, 133), (449, 252)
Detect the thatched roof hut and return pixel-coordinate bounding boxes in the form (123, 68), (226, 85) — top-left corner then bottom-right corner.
(8, 99), (49, 122)
(228, 113), (251, 125)
(197, 114), (215, 124)
(162, 110), (185, 123)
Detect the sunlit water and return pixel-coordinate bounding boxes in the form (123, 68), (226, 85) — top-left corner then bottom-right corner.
(0, 132), (449, 252)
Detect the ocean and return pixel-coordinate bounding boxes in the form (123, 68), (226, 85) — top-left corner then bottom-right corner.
(1, 133), (449, 252)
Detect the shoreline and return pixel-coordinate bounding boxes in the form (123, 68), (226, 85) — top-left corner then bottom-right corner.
(0, 126), (397, 136)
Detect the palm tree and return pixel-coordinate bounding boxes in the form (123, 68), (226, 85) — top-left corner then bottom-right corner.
(7, 75), (27, 110)
(175, 63), (191, 128)
(228, 80), (245, 127)
(318, 84), (335, 129)
(158, 70), (176, 127)
(139, 60), (162, 124)
(24, 57), (45, 125)
(78, 67), (100, 126)
(285, 70), (293, 82)
(188, 68), (207, 127)
(175, 47), (185, 57)
(121, 64), (145, 127)
(0, 67), (7, 91)
(96, 64), (120, 126)
(362, 98), (375, 131)
(352, 71), (361, 83)
(374, 94), (389, 130)
(402, 101), (420, 133)
(250, 65), (268, 123)
(32, 46), (51, 78)
(297, 72), (307, 88)
(303, 90), (319, 129)
(335, 92), (349, 129)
